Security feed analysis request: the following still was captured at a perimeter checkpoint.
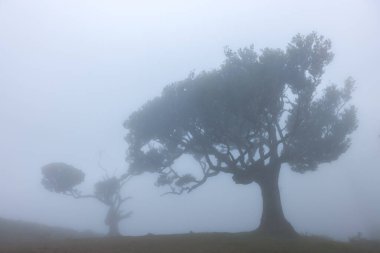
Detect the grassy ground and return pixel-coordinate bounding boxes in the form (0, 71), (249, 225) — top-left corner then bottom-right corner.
(1, 232), (380, 253)
(0, 217), (99, 245)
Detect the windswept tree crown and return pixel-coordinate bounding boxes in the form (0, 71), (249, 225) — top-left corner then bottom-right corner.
(124, 33), (357, 194)
(41, 163), (85, 193)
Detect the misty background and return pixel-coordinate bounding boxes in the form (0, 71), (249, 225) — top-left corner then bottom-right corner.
(0, 0), (379, 241)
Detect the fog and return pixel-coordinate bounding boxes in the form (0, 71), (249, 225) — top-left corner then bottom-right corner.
(0, 0), (379, 241)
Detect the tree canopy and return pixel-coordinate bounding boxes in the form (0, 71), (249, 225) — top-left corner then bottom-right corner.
(124, 33), (358, 236)
(41, 163), (85, 194)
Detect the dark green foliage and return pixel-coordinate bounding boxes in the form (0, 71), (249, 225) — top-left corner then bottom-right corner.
(41, 163), (85, 193)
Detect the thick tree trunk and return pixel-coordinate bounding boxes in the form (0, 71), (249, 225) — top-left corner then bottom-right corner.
(256, 168), (297, 238)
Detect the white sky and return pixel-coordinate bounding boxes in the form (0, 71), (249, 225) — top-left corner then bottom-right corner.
(0, 0), (379, 240)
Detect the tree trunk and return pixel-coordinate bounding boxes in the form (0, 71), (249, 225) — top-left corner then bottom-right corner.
(106, 207), (121, 237)
(108, 219), (120, 237)
(257, 168), (297, 238)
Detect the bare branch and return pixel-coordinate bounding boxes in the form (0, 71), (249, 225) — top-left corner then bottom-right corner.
(120, 211), (133, 220)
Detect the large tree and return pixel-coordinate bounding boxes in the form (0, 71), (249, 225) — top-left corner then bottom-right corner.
(41, 163), (132, 236)
(124, 33), (357, 237)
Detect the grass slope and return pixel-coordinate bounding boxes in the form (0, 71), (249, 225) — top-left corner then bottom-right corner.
(0, 217), (98, 245)
(1, 232), (380, 253)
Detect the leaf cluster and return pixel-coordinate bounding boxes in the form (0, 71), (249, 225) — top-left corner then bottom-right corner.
(125, 32), (358, 193)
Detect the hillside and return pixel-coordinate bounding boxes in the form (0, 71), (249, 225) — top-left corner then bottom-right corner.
(1, 231), (379, 253)
(0, 217), (99, 245)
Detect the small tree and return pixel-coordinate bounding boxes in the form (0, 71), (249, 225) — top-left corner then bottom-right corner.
(124, 33), (358, 237)
(41, 163), (132, 236)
